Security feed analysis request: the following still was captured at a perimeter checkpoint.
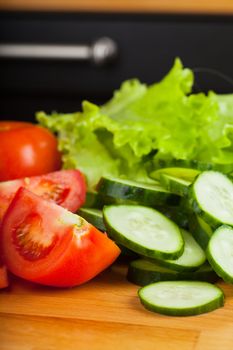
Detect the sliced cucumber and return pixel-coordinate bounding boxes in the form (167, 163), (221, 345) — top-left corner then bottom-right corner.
(150, 167), (200, 182)
(83, 191), (104, 209)
(152, 229), (206, 272)
(189, 171), (233, 228)
(127, 259), (219, 286)
(156, 205), (189, 229)
(160, 173), (191, 196)
(207, 225), (233, 284)
(103, 205), (184, 260)
(188, 214), (213, 250)
(138, 281), (224, 316)
(78, 208), (106, 232)
(152, 158), (233, 173)
(97, 176), (179, 207)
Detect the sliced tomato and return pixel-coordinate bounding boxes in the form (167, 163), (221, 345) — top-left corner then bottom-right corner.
(1, 187), (120, 287)
(0, 169), (86, 222)
(0, 262), (8, 289)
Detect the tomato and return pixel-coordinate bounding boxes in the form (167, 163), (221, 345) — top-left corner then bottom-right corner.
(0, 121), (61, 181)
(1, 187), (120, 287)
(0, 169), (86, 222)
(0, 262), (8, 289)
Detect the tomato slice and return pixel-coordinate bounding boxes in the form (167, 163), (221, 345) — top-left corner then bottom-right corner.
(0, 261), (8, 289)
(0, 169), (86, 222)
(1, 187), (120, 287)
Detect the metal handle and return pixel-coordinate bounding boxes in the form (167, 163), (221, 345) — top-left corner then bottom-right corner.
(0, 37), (118, 66)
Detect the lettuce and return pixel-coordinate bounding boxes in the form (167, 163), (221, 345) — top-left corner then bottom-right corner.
(37, 58), (233, 190)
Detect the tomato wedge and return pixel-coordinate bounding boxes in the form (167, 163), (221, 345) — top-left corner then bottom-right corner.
(1, 187), (120, 287)
(0, 169), (86, 222)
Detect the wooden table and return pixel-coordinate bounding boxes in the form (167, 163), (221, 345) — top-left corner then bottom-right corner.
(1, 262), (233, 350)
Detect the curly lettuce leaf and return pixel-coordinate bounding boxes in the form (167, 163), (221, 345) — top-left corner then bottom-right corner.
(37, 58), (233, 190)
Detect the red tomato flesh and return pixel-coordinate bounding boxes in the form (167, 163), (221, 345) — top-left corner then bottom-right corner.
(1, 187), (120, 287)
(0, 169), (86, 222)
(0, 121), (61, 181)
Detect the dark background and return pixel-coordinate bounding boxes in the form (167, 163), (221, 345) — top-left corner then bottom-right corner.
(0, 11), (233, 121)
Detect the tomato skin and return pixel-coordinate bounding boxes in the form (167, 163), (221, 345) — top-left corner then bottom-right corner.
(0, 121), (62, 181)
(0, 264), (8, 289)
(1, 188), (120, 287)
(0, 169), (86, 222)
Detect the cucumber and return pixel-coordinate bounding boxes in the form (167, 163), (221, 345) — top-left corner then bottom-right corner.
(156, 205), (189, 229)
(189, 171), (233, 229)
(83, 191), (104, 209)
(151, 229), (206, 272)
(138, 281), (224, 316)
(78, 208), (106, 232)
(152, 158), (233, 173)
(207, 225), (233, 284)
(160, 173), (191, 196)
(188, 214), (213, 250)
(103, 205), (184, 260)
(97, 177), (179, 207)
(150, 167), (200, 182)
(127, 259), (219, 286)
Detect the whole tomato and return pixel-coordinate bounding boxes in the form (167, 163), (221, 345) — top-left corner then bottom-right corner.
(0, 121), (62, 181)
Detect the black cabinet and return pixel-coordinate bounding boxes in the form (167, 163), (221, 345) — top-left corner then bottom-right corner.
(0, 11), (233, 121)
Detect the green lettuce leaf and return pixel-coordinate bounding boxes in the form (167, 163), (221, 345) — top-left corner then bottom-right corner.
(37, 58), (233, 190)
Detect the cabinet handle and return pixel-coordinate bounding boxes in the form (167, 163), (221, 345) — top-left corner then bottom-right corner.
(0, 37), (118, 66)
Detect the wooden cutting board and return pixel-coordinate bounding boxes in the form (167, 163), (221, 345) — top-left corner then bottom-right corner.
(1, 261), (233, 350)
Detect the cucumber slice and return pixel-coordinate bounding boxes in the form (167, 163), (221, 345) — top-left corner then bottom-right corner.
(189, 171), (233, 228)
(127, 259), (219, 286)
(152, 158), (233, 173)
(103, 205), (184, 260)
(83, 191), (104, 209)
(138, 281), (224, 316)
(152, 229), (206, 272)
(97, 177), (179, 207)
(157, 205), (189, 229)
(78, 208), (106, 232)
(188, 214), (213, 250)
(207, 225), (233, 284)
(160, 173), (191, 196)
(150, 167), (200, 182)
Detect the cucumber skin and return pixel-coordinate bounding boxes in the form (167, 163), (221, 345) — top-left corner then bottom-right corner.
(188, 214), (212, 250)
(138, 283), (224, 316)
(160, 174), (190, 197)
(97, 177), (179, 207)
(206, 225), (233, 284)
(152, 158), (233, 174)
(103, 206), (184, 260)
(127, 261), (219, 286)
(147, 257), (204, 273)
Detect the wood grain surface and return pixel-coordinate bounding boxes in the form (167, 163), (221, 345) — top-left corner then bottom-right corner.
(1, 262), (233, 350)
(0, 0), (233, 15)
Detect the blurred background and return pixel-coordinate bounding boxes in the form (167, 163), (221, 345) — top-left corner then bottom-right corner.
(0, 0), (233, 121)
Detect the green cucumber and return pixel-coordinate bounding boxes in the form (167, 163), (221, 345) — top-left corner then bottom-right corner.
(150, 167), (200, 182)
(78, 208), (106, 232)
(151, 229), (206, 272)
(156, 205), (189, 229)
(97, 177), (179, 207)
(138, 281), (224, 316)
(152, 158), (233, 173)
(207, 225), (233, 284)
(127, 259), (219, 286)
(103, 205), (184, 260)
(83, 191), (104, 209)
(189, 171), (233, 229)
(160, 173), (191, 196)
(188, 214), (213, 250)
